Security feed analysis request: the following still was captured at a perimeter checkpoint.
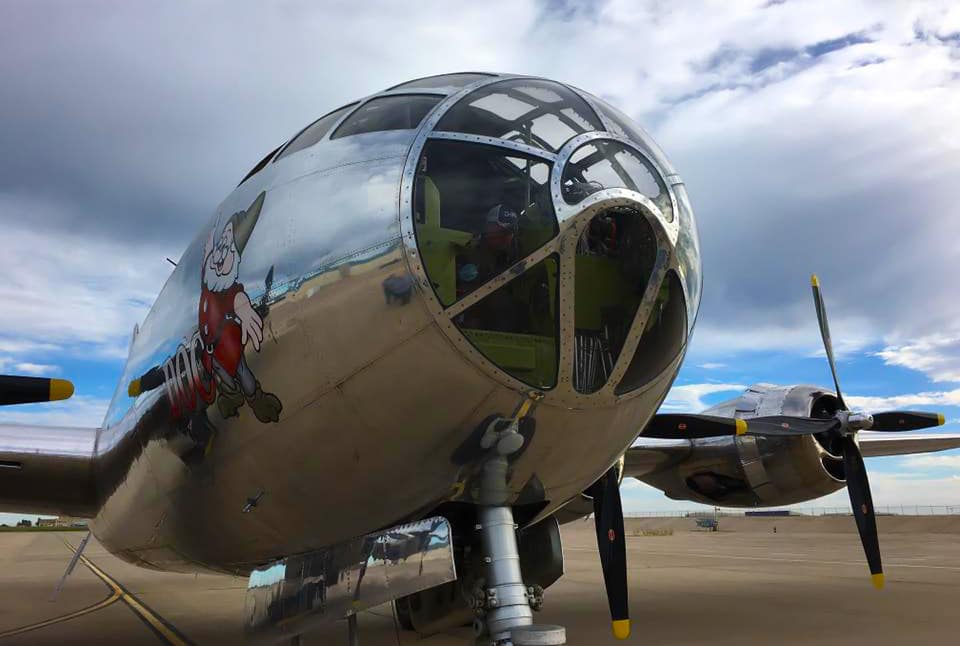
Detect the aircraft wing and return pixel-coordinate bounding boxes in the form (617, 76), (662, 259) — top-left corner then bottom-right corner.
(858, 432), (960, 457)
(622, 437), (690, 478)
(621, 430), (960, 480)
(0, 375), (100, 517)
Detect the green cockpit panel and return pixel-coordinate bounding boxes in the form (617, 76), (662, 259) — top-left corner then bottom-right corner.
(572, 207), (658, 393)
(455, 255), (559, 389)
(615, 269), (687, 395)
(413, 139), (557, 307)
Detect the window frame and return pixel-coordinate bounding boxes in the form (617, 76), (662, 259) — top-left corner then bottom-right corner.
(329, 93), (446, 141)
(272, 103), (360, 163)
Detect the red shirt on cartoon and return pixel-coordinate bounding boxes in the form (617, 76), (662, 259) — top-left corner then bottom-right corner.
(199, 282), (245, 376)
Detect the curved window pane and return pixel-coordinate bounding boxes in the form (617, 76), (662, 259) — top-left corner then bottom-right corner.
(455, 255), (559, 389)
(435, 79), (604, 153)
(615, 270), (687, 395)
(332, 95), (442, 139)
(673, 183), (702, 333)
(239, 144), (282, 185)
(573, 207), (659, 393)
(562, 141), (673, 221)
(275, 104), (358, 161)
(413, 140), (558, 306)
(388, 73), (495, 91)
(579, 91), (678, 177)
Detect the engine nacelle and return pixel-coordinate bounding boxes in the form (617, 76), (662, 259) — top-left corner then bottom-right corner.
(637, 384), (847, 507)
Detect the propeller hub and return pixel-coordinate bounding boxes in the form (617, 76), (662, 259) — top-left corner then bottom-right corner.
(835, 410), (873, 434)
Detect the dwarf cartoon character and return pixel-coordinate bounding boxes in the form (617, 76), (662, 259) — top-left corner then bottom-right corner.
(200, 191), (282, 423)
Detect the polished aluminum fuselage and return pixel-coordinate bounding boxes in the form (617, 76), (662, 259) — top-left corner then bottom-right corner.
(90, 75), (701, 573)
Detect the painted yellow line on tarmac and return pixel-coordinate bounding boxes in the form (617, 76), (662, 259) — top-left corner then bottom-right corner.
(0, 590), (121, 639)
(76, 552), (193, 646)
(0, 536), (193, 645)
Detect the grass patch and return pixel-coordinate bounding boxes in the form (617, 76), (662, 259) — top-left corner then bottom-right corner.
(632, 528), (673, 537)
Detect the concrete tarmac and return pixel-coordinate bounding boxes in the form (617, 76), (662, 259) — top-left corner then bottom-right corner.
(1, 517), (958, 645)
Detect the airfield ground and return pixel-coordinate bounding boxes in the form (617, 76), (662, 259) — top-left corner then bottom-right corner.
(1, 516), (958, 645)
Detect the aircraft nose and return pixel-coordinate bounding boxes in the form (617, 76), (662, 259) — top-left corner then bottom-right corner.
(408, 134), (686, 403)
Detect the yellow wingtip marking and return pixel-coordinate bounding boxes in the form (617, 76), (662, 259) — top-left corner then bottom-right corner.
(612, 619), (631, 640)
(871, 573), (885, 590)
(49, 379), (74, 402)
(735, 419), (748, 436)
(811, 274), (820, 287)
(937, 413), (946, 426)
(127, 379), (141, 398)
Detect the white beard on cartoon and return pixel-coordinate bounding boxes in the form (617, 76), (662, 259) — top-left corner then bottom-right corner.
(203, 242), (240, 292)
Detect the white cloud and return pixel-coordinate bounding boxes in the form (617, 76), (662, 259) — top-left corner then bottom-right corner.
(661, 383), (747, 412)
(900, 454), (960, 470)
(0, 396), (109, 428)
(798, 470), (960, 509)
(0, 213), (170, 363)
(876, 335), (960, 383)
(844, 388), (960, 411)
(11, 362), (59, 376)
(697, 362), (727, 370)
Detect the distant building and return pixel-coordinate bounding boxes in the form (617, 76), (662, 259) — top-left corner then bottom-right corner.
(16, 519), (32, 528)
(36, 518), (57, 527)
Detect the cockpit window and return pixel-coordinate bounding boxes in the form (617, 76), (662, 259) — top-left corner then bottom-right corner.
(435, 79), (604, 153)
(455, 255), (559, 389)
(562, 141), (673, 222)
(275, 103), (357, 161)
(573, 207), (659, 393)
(388, 73), (495, 91)
(413, 140), (558, 306)
(331, 95), (442, 139)
(239, 144), (282, 186)
(615, 270), (687, 395)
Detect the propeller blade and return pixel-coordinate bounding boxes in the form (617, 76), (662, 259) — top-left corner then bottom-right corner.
(841, 435), (884, 589)
(0, 375), (74, 406)
(644, 413), (747, 439)
(871, 411), (946, 432)
(644, 414), (839, 439)
(811, 275), (847, 411)
(588, 466), (630, 640)
(747, 415), (842, 437)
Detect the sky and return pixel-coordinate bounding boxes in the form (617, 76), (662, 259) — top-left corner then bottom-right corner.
(0, 0), (959, 521)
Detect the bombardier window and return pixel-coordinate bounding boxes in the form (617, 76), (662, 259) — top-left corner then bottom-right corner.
(413, 140), (558, 306)
(331, 95), (442, 139)
(562, 141), (673, 222)
(456, 255), (559, 389)
(435, 79), (604, 153)
(275, 104), (357, 161)
(573, 208), (659, 393)
(615, 270), (687, 395)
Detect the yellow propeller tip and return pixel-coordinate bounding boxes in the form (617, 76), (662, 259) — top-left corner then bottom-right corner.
(735, 419), (748, 436)
(612, 619), (631, 640)
(48, 379), (74, 402)
(127, 379), (142, 398)
(811, 274), (820, 287)
(871, 573), (885, 590)
(937, 413), (946, 426)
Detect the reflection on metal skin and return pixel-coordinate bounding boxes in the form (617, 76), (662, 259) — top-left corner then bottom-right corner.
(244, 517), (456, 645)
(0, 424), (98, 516)
(0, 72), (701, 576)
(636, 385), (848, 507)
